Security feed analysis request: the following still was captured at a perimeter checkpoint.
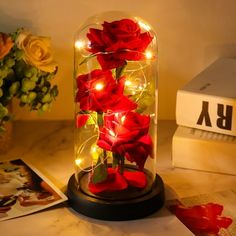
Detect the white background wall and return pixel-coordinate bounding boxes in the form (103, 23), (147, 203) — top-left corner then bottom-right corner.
(0, 0), (236, 120)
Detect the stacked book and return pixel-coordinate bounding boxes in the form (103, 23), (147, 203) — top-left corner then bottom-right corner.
(172, 58), (236, 175)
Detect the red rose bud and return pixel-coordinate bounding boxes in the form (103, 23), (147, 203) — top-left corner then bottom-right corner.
(97, 111), (153, 170)
(87, 19), (153, 70)
(76, 69), (137, 112)
(171, 203), (233, 235)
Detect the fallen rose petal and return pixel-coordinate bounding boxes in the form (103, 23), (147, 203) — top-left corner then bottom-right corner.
(216, 216), (233, 229)
(123, 171), (147, 188)
(170, 203), (233, 235)
(89, 168), (128, 194)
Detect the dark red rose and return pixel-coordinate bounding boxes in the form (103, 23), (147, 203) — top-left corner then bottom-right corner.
(76, 69), (137, 112)
(89, 168), (147, 194)
(97, 111), (153, 170)
(170, 203), (233, 235)
(87, 19), (153, 70)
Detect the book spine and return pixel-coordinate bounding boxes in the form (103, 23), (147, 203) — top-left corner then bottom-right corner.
(172, 127), (236, 175)
(176, 90), (236, 136)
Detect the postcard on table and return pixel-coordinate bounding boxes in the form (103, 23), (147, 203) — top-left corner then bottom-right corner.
(166, 189), (236, 236)
(0, 158), (67, 221)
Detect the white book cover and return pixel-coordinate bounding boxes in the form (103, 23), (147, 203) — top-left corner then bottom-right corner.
(176, 58), (236, 136)
(172, 126), (236, 175)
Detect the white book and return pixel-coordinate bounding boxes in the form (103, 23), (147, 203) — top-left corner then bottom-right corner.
(172, 125), (236, 175)
(176, 58), (236, 136)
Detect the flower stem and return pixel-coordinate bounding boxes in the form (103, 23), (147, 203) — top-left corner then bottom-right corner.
(97, 111), (103, 127)
(112, 153), (125, 174)
(103, 149), (107, 167)
(120, 155), (125, 174)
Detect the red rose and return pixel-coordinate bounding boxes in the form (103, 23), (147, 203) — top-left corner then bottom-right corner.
(97, 111), (153, 170)
(170, 203), (233, 235)
(87, 19), (153, 70)
(76, 69), (137, 112)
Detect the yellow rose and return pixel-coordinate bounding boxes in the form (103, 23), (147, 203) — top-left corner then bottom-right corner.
(16, 31), (57, 73)
(0, 32), (13, 60)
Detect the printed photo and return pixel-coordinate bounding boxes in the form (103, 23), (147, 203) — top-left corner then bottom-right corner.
(0, 158), (67, 221)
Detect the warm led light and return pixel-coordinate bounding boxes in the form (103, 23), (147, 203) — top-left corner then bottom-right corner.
(91, 144), (99, 162)
(109, 130), (116, 137)
(75, 158), (82, 166)
(137, 20), (151, 31)
(145, 50), (153, 59)
(125, 80), (132, 86)
(121, 116), (126, 124)
(95, 82), (104, 91)
(75, 40), (85, 49)
(91, 146), (97, 154)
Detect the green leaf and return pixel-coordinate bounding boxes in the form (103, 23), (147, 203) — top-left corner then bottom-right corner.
(97, 112), (103, 126)
(91, 162), (108, 184)
(115, 62), (127, 79)
(86, 112), (97, 125)
(0, 103), (8, 119)
(9, 82), (20, 95)
(79, 54), (96, 66)
(134, 92), (155, 113)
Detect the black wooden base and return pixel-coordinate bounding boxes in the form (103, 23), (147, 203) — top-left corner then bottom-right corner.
(67, 172), (165, 221)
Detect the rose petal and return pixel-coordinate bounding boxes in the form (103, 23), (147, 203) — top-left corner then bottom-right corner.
(123, 171), (147, 188)
(216, 216), (233, 229)
(97, 139), (112, 151)
(88, 168), (128, 194)
(76, 114), (89, 128)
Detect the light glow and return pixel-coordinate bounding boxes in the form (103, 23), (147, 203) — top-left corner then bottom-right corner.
(145, 50), (153, 60)
(109, 129), (116, 137)
(125, 80), (132, 86)
(75, 40), (85, 49)
(75, 158), (83, 166)
(95, 82), (104, 91)
(91, 144), (99, 162)
(138, 20), (151, 31)
(91, 146), (97, 154)
(121, 115), (126, 124)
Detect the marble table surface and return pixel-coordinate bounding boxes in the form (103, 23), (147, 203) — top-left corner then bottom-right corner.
(0, 120), (236, 236)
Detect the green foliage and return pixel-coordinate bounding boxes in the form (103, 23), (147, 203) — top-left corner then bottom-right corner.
(0, 29), (59, 130)
(91, 156), (108, 184)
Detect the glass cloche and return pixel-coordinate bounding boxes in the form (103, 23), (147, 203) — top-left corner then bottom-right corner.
(67, 11), (164, 220)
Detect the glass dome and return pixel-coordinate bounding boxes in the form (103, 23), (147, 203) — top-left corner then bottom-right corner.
(68, 11), (164, 220)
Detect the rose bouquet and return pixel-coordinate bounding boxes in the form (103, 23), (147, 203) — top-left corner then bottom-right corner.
(0, 29), (58, 132)
(75, 18), (157, 194)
